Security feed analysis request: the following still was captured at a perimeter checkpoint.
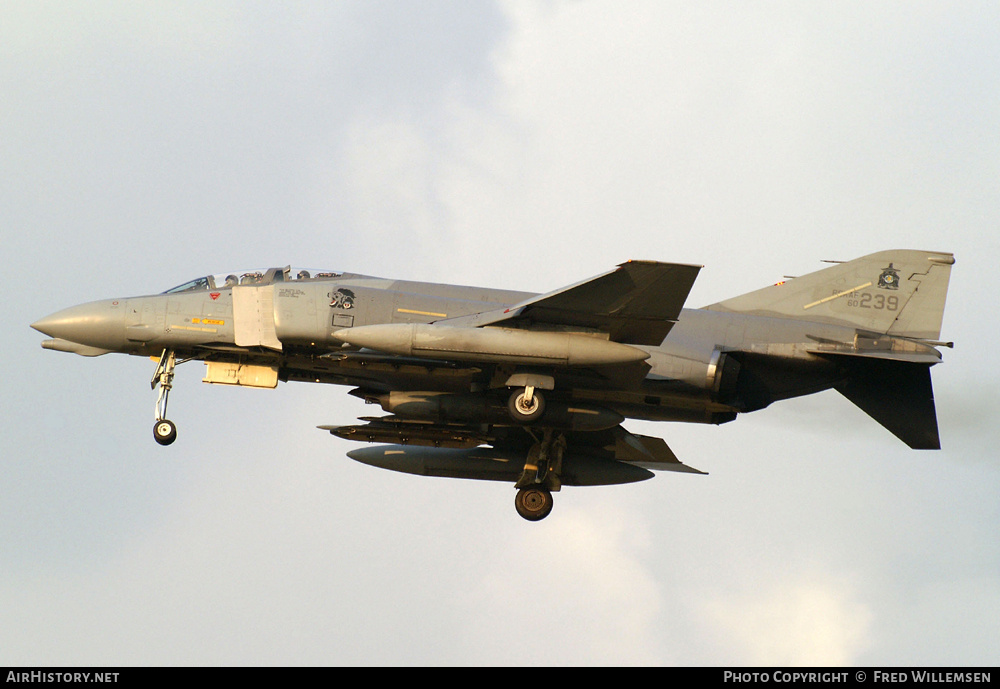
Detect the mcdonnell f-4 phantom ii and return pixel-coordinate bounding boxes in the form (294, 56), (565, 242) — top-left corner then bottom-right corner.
(32, 250), (953, 520)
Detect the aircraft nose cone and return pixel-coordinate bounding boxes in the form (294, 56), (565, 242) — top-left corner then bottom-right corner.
(32, 299), (127, 350)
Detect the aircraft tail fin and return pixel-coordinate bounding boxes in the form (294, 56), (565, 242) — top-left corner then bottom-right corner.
(826, 354), (941, 449)
(706, 250), (954, 340)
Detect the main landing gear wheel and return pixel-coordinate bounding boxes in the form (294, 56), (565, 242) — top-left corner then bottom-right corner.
(515, 487), (554, 521)
(153, 419), (177, 446)
(508, 386), (545, 423)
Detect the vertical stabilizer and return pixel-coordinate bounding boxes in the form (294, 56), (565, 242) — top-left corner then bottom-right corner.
(706, 250), (954, 339)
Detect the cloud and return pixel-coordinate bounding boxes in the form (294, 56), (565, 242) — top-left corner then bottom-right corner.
(458, 504), (667, 665)
(702, 574), (873, 666)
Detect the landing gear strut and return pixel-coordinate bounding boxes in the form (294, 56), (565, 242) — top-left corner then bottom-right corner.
(152, 349), (177, 446)
(514, 429), (565, 521)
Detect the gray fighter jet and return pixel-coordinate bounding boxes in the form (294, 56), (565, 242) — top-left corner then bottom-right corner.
(32, 250), (953, 520)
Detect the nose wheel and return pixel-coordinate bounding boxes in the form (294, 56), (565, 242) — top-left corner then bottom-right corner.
(152, 349), (178, 446)
(153, 419), (177, 446)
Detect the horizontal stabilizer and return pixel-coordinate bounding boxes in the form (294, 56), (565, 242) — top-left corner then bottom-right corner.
(809, 348), (942, 365)
(807, 331), (944, 365)
(833, 358), (941, 449)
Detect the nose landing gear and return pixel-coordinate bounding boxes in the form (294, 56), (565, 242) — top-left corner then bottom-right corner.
(152, 349), (178, 446)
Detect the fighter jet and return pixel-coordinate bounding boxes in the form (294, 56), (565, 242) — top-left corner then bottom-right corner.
(32, 250), (953, 521)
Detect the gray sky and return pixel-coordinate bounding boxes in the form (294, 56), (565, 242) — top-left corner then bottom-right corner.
(2, 1), (998, 666)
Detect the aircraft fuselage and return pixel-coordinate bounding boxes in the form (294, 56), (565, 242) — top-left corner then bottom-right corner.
(33, 269), (883, 426)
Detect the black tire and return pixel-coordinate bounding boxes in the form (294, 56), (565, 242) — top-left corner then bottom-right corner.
(153, 419), (177, 446)
(508, 388), (545, 423)
(515, 487), (553, 521)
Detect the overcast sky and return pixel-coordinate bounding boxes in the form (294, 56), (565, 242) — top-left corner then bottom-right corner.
(2, 1), (998, 666)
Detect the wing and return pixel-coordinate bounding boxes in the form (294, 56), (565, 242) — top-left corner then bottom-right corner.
(437, 260), (702, 346)
(321, 262), (706, 498)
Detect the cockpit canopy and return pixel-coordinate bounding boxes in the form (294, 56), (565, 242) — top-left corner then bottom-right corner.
(162, 266), (345, 294)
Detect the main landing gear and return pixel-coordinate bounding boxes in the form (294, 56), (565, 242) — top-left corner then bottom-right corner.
(152, 349), (178, 445)
(514, 429), (565, 521)
(515, 487), (554, 521)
